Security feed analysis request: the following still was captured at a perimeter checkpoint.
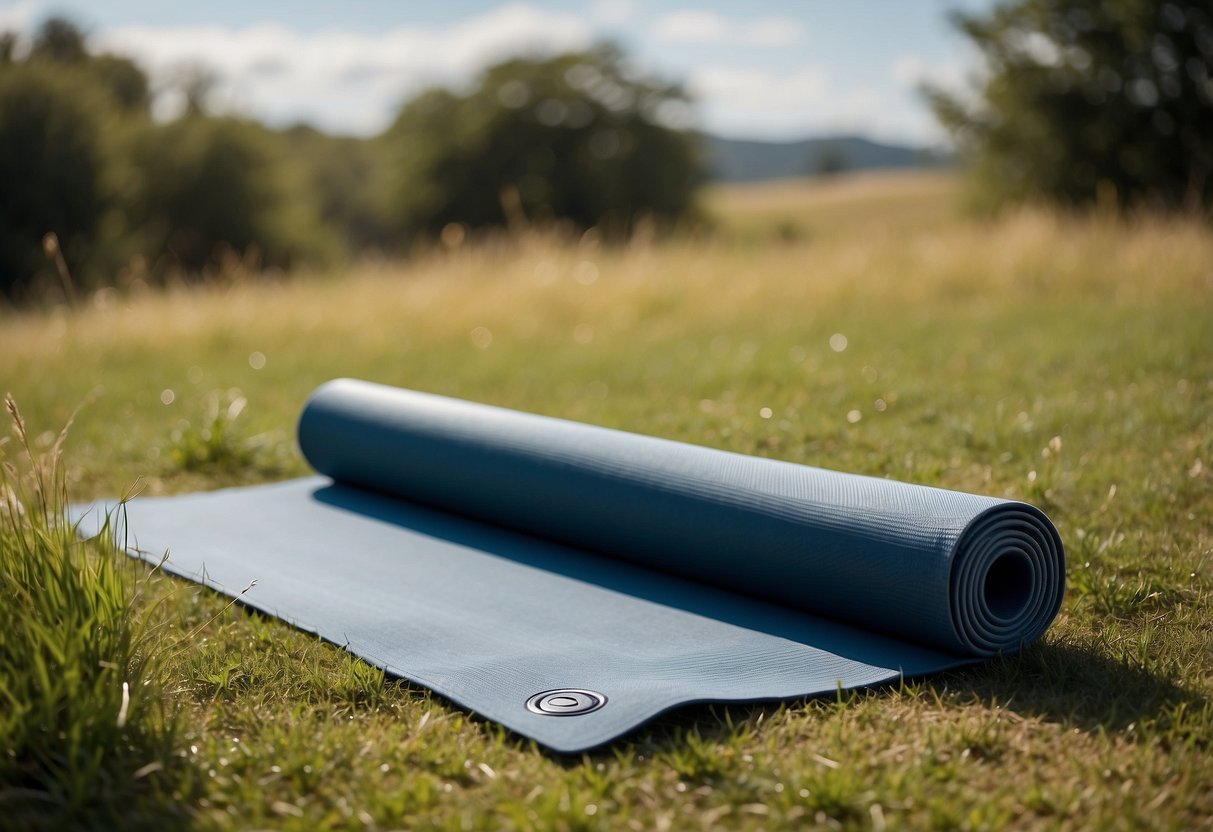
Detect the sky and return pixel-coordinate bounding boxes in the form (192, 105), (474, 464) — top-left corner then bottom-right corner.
(0, 0), (995, 145)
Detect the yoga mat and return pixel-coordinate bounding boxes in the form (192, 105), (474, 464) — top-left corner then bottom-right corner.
(73, 378), (1065, 752)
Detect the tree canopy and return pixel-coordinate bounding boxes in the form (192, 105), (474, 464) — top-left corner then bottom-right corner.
(931, 0), (1213, 212)
(382, 47), (703, 239)
(0, 17), (332, 298)
(0, 46), (112, 296)
(126, 116), (335, 274)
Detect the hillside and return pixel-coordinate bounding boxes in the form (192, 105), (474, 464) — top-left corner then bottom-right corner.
(704, 133), (950, 182)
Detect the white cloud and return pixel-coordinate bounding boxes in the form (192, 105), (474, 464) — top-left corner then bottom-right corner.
(689, 64), (942, 143)
(690, 65), (826, 111)
(892, 52), (974, 99)
(0, 1), (41, 36)
(743, 18), (805, 48)
(93, 3), (592, 135)
(654, 10), (727, 43)
(590, 0), (635, 26)
(888, 53), (972, 141)
(1, 0), (953, 143)
(654, 10), (805, 46)
(689, 65), (826, 136)
(892, 55), (928, 87)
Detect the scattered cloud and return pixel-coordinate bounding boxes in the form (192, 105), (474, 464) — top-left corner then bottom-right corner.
(893, 52), (975, 97)
(653, 10), (804, 46)
(0, 1), (41, 33)
(689, 65), (826, 136)
(743, 18), (805, 48)
(889, 53), (973, 140)
(2, 1), (957, 143)
(893, 55), (929, 87)
(691, 65), (825, 106)
(590, 0), (635, 26)
(690, 64), (942, 144)
(654, 10), (727, 43)
(93, 3), (592, 134)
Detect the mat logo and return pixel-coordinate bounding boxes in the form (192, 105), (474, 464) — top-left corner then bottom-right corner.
(526, 689), (607, 716)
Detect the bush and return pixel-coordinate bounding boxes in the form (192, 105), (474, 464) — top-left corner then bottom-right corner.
(382, 46), (703, 240)
(125, 116), (337, 275)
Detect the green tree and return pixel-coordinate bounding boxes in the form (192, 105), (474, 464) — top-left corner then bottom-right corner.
(25, 17), (149, 113)
(0, 32), (18, 64)
(0, 17), (158, 298)
(382, 46), (702, 240)
(125, 116), (336, 274)
(284, 125), (393, 251)
(930, 0), (1213, 212)
(0, 63), (111, 298)
(91, 54), (151, 114)
(30, 16), (88, 64)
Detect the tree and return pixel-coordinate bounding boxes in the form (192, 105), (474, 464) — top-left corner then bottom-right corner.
(0, 17), (159, 297)
(0, 32), (17, 64)
(382, 46), (702, 240)
(930, 0), (1213, 212)
(30, 16), (88, 64)
(0, 63), (110, 298)
(125, 116), (336, 274)
(811, 142), (850, 177)
(91, 54), (151, 114)
(283, 125), (393, 251)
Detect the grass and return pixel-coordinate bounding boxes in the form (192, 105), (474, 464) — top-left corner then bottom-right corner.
(0, 170), (1210, 829)
(0, 397), (187, 828)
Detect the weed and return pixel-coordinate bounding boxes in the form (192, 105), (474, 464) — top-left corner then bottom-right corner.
(167, 389), (278, 474)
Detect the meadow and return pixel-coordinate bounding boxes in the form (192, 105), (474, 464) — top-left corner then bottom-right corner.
(1, 171), (1211, 829)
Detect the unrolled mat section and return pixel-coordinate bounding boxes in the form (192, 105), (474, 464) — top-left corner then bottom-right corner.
(73, 378), (1065, 752)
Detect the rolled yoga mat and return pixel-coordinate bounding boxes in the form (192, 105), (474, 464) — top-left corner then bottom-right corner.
(74, 378), (1065, 752)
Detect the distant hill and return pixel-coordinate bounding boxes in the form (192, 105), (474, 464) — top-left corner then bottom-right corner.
(702, 134), (950, 182)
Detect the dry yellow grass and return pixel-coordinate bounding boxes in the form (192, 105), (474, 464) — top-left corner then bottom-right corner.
(704, 169), (962, 239)
(4, 176), (1208, 370)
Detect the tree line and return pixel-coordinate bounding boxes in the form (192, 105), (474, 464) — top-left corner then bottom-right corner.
(3, 2), (1212, 301)
(0, 19), (701, 301)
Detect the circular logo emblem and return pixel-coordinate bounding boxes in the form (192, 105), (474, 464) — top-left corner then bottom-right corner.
(526, 689), (607, 716)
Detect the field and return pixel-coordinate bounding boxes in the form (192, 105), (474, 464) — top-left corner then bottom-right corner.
(2, 171), (1211, 829)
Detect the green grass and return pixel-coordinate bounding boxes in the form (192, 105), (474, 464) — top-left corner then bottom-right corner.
(1, 171), (1211, 829)
(0, 397), (189, 828)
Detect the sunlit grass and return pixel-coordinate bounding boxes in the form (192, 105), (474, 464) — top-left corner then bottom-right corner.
(0, 397), (187, 829)
(0, 171), (1210, 828)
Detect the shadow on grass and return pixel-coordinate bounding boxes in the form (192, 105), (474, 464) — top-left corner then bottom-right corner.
(597, 639), (1209, 761)
(0, 767), (201, 832)
(931, 639), (1209, 735)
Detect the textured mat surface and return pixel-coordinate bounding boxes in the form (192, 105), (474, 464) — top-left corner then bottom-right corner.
(73, 379), (1065, 752)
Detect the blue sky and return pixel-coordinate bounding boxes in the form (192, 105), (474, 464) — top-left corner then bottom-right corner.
(0, 1), (995, 144)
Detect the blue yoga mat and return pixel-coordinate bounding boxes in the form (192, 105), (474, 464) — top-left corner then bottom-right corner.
(74, 378), (1065, 752)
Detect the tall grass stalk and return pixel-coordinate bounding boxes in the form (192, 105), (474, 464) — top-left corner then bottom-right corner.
(0, 394), (177, 822)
